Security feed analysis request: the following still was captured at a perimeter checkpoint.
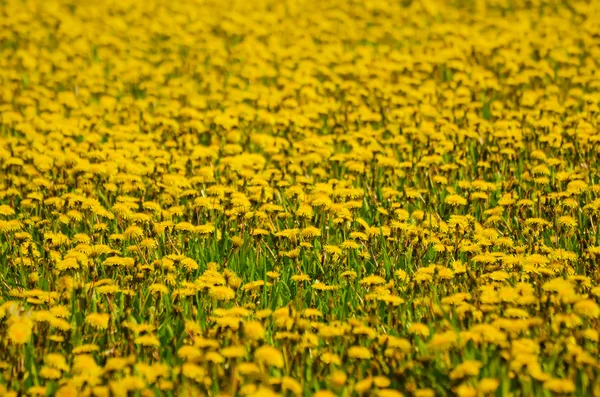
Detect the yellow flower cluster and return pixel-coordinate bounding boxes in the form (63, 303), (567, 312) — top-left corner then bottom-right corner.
(1, 0), (600, 395)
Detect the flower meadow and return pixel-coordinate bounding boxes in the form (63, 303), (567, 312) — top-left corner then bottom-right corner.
(1, 0), (600, 395)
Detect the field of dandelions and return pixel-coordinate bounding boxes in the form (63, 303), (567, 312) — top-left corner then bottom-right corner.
(1, 0), (600, 396)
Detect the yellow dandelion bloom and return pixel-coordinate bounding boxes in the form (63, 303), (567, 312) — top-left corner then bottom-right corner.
(8, 318), (33, 345)
(347, 346), (371, 360)
(315, 391), (337, 397)
(291, 274), (311, 282)
(414, 389), (435, 397)
(178, 345), (202, 361)
(477, 378), (500, 394)
(243, 321), (266, 340)
(209, 286), (236, 301)
(454, 384), (477, 397)
(574, 299), (600, 319)
(408, 323), (430, 338)
(85, 312), (110, 330)
(359, 275), (386, 286)
(377, 390), (404, 397)
(445, 194), (468, 206)
(354, 377), (373, 393)
(135, 334), (160, 347)
(254, 345), (284, 368)
(55, 385), (78, 397)
(544, 379), (576, 394)
(39, 366), (61, 380)
(221, 345), (246, 359)
(281, 377), (302, 396)
(450, 360), (483, 380)
(237, 362), (261, 376)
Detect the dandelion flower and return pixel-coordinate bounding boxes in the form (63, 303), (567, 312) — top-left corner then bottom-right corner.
(450, 360), (483, 380)
(8, 318), (33, 345)
(315, 391), (337, 397)
(291, 274), (311, 282)
(477, 378), (500, 394)
(544, 379), (575, 394)
(574, 299), (600, 318)
(209, 286), (235, 301)
(85, 313), (110, 330)
(254, 345), (284, 368)
(408, 323), (430, 337)
(347, 346), (371, 360)
(135, 334), (160, 347)
(445, 194), (467, 206)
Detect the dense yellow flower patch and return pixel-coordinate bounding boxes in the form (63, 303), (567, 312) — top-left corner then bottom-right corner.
(1, 0), (600, 395)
